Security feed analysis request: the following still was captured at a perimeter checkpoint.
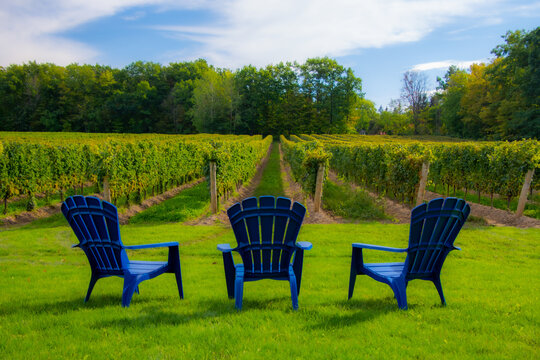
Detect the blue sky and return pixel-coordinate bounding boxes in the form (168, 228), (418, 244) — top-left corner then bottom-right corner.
(1, 0), (538, 108)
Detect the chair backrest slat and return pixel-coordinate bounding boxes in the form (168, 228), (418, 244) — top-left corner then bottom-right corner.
(272, 198), (290, 272)
(405, 198), (469, 278)
(227, 196), (306, 276)
(259, 196), (275, 272)
(243, 198), (262, 273)
(62, 196), (126, 274)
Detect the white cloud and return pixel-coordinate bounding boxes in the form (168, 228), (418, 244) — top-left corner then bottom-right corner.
(155, 0), (501, 68)
(0, 0), (521, 67)
(0, 0), (199, 65)
(411, 59), (490, 72)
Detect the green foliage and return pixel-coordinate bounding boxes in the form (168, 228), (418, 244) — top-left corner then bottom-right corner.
(0, 133), (271, 212)
(281, 136), (331, 195)
(300, 57), (363, 133)
(0, 57), (363, 136)
(0, 60), (210, 134)
(191, 69), (240, 133)
(429, 140), (540, 201)
(208, 135), (272, 198)
(1, 28), (538, 141)
(305, 134), (539, 206)
(324, 141), (425, 203)
(437, 27), (540, 140)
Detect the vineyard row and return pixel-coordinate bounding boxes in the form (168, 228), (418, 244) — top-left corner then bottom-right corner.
(281, 134), (539, 213)
(0, 134), (272, 213)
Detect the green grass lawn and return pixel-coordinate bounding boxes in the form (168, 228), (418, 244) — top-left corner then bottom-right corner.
(1, 144), (538, 358)
(0, 221), (538, 359)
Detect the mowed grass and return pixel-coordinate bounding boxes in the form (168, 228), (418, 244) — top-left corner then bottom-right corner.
(129, 181), (210, 224)
(323, 180), (389, 221)
(0, 221), (538, 359)
(253, 142), (285, 198)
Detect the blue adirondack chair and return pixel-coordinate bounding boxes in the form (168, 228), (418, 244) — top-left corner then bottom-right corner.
(217, 196), (312, 310)
(61, 195), (184, 307)
(348, 197), (470, 310)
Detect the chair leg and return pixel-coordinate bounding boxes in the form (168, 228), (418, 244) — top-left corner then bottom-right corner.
(292, 249), (305, 296)
(222, 252), (236, 299)
(85, 273), (100, 303)
(390, 278), (408, 310)
(289, 271), (299, 310)
(433, 276), (446, 306)
(234, 267), (244, 310)
(135, 286), (140, 295)
(122, 277), (139, 307)
(175, 267), (184, 300)
(168, 245), (184, 299)
(348, 247), (363, 299)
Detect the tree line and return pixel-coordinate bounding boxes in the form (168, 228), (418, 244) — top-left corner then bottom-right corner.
(0, 57), (361, 136)
(0, 27), (537, 140)
(357, 27), (539, 140)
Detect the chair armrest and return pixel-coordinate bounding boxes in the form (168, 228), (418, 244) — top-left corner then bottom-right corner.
(217, 243), (234, 253)
(453, 245), (462, 251)
(296, 241), (313, 250)
(352, 243), (407, 253)
(124, 242), (179, 250)
(71, 244), (80, 248)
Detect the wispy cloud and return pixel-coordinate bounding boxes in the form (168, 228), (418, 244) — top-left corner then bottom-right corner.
(411, 59), (490, 72)
(156, 0), (501, 68)
(0, 0), (196, 65)
(0, 0), (526, 67)
(122, 11), (147, 21)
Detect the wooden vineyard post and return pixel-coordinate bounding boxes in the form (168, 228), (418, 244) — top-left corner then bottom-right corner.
(103, 176), (111, 202)
(210, 161), (218, 214)
(416, 162), (430, 206)
(313, 163), (325, 212)
(515, 169), (534, 217)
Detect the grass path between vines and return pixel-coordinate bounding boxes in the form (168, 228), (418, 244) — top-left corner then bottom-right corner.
(278, 144), (339, 224)
(327, 170), (540, 228)
(186, 142), (274, 225)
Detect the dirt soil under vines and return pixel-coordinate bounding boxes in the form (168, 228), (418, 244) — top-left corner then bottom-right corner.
(327, 170), (411, 224)
(0, 178), (205, 228)
(424, 190), (540, 228)
(327, 171), (539, 228)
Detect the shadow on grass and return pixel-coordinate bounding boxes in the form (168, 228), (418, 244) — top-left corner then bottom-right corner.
(92, 298), (233, 329)
(0, 294), (159, 316)
(91, 295), (311, 329)
(306, 298), (401, 329)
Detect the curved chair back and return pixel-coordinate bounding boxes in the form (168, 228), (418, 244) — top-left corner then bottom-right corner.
(405, 197), (470, 280)
(227, 196), (306, 275)
(61, 196), (127, 275)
